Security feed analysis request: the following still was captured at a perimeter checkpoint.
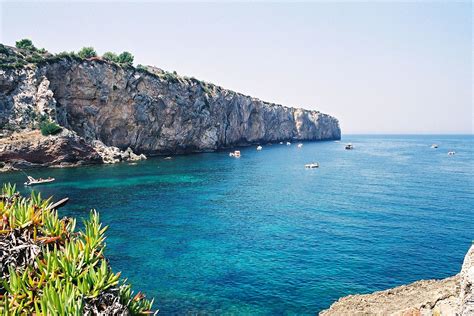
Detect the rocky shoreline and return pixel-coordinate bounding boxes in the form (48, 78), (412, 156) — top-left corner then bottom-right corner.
(0, 130), (146, 172)
(0, 44), (340, 171)
(320, 245), (474, 315)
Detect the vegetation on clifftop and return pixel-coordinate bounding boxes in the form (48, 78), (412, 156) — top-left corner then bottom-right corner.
(0, 184), (156, 315)
(0, 38), (239, 102)
(0, 40), (135, 69)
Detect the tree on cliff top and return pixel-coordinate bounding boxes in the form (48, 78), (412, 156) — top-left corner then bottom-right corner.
(15, 39), (36, 51)
(78, 46), (97, 59)
(103, 51), (119, 63)
(117, 51), (134, 66)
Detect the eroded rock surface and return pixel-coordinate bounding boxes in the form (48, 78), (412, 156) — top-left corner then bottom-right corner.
(320, 245), (474, 316)
(0, 54), (340, 169)
(0, 130), (102, 171)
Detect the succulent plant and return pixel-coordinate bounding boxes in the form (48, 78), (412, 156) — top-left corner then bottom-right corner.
(0, 183), (157, 315)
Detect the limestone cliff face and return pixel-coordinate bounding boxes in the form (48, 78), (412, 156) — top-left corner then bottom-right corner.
(42, 60), (340, 154)
(1, 58), (340, 157)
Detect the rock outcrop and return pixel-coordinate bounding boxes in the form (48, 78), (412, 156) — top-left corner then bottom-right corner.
(0, 45), (340, 169)
(0, 130), (102, 171)
(320, 245), (474, 316)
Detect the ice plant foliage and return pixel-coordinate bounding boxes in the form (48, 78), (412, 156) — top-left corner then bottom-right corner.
(0, 184), (156, 315)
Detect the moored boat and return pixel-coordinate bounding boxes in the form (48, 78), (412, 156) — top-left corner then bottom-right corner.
(24, 176), (55, 186)
(305, 163), (319, 169)
(345, 143), (354, 150)
(257, 146), (263, 151)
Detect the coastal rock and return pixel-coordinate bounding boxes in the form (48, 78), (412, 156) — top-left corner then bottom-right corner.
(0, 50), (340, 169)
(92, 140), (146, 164)
(320, 245), (474, 316)
(0, 68), (56, 132)
(0, 130), (102, 170)
(42, 60), (340, 153)
(459, 245), (474, 315)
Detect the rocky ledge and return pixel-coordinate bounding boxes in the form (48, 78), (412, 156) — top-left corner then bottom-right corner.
(0, 44), (340, 170)
(0, 130), (146, 172)
(320, 245), (474, 316)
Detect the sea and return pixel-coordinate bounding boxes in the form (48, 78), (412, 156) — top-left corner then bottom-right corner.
(1, 135), (472, 315)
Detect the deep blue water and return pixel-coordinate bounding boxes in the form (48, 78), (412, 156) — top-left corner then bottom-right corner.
(1, 135), (473, 315)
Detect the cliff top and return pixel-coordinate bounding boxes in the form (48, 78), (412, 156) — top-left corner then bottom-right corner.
(0, 41), (325, 115)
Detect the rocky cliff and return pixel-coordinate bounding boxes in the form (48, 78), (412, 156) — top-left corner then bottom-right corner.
(320, 245), (474, 316)
(0, 44), (340, 170)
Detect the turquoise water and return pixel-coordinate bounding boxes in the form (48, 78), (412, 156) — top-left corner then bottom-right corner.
(1, 135), (473, 315)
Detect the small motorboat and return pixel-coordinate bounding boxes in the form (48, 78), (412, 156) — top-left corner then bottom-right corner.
(257, 146), (263, 151)
(305, 163), (319, 169)
(279, 142), (283, 145)
(297, 143), (303, 148)
(448, 151), (456, 156)
(345, 143), (354, 150)
(164, 157), (173, 160)
(24, 176), (55, 186)
(431, 144), (438, 149)
(229, 152), (235, 157)
(286, 142), (291, 146)
(234, 150), (241, 158)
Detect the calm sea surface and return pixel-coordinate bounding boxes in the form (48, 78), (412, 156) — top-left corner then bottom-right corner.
(1, 135), (473, 315)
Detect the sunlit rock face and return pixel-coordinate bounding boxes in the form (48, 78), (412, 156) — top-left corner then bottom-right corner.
(1, 58), (340, 158)
(43, 60), (340, 154)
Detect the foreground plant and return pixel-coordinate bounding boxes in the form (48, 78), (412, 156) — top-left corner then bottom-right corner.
(0, 183), (156, 315)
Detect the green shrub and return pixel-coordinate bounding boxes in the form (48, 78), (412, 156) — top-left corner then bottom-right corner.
(15, 39), (36, 51)
(40, 120), (62, 136)
(25, 52), (44, 63)
(0, 44), (9, 55)
(0, 184), (156, 315)
(136, 64), (147, 71)
(117, 51), (134, 66)
(78, 47), (97, 59)
(103, 51), (119, 63)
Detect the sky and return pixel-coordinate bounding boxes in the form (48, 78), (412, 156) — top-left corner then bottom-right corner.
(0, 1), (472, 134)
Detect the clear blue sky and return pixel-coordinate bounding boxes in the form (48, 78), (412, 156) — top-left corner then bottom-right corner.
(1, 1), (472, 134)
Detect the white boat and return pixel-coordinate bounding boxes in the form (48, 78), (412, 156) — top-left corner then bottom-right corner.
(297, 143), (303, 148)
(24, 176), (55, 186)
(279, 142), (283, 145)
(234, 150), (241, 158)
(229, 152), (235, 157)
(431, 144), (438, 149)
(164, 156), (173, 160)
(257, 146), (263, 151)
(448, 151), (456, 156)
(286, 142), (291, 146)
(305, 163), (319, 169)
(345, 143), (354, 150)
